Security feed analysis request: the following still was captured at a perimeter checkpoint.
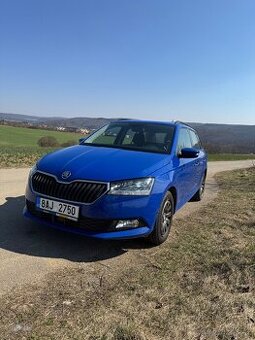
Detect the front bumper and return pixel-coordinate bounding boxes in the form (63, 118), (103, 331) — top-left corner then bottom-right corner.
(24, 180), (164, 239)
(23, 206), (151, 239)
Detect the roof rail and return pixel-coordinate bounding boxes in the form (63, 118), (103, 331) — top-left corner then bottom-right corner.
(174, 121), (194, 129)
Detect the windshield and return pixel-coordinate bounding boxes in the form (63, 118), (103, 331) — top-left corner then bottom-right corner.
(82, 122), (175, 154)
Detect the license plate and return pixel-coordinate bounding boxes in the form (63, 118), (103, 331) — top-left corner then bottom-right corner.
(36, 197), (79, 221)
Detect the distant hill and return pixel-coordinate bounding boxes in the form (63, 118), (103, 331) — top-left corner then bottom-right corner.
(189, 123), (255, 153)
(0, 112), (114, 129)
(0, 112), (62, 122)
(1, 112), (254, 153)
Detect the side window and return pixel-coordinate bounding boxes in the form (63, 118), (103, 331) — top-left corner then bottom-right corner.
(189, 130), (202, 150)
(177, 128), (192, 154)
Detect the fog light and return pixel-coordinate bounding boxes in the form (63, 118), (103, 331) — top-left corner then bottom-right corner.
(115, 219), (140, 229)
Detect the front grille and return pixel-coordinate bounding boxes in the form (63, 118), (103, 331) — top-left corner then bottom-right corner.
(31, 172), (108, 204)
(26, 200), (117, 232)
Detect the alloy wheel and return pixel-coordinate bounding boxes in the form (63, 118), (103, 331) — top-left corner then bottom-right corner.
(160, 200), (172, 236)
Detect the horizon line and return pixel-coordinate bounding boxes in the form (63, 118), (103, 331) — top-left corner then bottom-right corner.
(0, 111), (254, 126)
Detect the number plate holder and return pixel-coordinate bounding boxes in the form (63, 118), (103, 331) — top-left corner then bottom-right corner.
(36, 197), (80, 221)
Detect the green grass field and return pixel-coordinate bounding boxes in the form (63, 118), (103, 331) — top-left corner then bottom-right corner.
(0, 125), (82, 147)
(0, 125), (84, 167)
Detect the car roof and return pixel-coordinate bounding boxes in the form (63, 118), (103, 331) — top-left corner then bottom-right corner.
(112, 119), (194, 129)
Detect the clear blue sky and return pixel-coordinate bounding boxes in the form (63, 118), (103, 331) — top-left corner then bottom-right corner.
(0, 0), (254, 124)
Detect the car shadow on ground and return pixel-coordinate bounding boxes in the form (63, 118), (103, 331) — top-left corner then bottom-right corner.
(0, 196), (152, 263)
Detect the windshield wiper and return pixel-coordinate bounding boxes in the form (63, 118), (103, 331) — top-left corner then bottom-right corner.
(83, 143), (118, 148)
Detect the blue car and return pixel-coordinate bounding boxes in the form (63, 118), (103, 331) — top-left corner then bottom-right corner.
(24, 120), (207, 245)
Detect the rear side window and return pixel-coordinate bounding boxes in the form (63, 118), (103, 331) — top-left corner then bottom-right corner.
(189, 130), (202, 150)
(177, 128), (192, 153)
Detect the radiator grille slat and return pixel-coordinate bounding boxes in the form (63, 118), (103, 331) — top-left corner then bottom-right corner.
(32, 172), (108, 204)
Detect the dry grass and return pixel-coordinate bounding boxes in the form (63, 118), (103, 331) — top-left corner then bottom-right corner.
(0, 168), (254, 340)
(0, 146), (57, 168)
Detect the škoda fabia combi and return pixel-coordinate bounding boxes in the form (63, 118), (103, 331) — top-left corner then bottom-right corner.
(24, 120), (207, 245)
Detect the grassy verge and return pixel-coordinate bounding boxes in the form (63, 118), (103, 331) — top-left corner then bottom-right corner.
(0, 125), (84, 168)
(0, 146), (57, 168)
(0, 168), (254, 339)
(208, 153), (255, 161)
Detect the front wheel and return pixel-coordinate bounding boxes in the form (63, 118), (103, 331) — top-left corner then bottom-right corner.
(148, 192), (174, 246)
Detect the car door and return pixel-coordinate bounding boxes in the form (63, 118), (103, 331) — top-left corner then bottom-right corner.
(188, 129), (206, 191)
(173, 127), (195, 206)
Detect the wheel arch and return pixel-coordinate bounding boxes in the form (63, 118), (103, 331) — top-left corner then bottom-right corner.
(167, 186), (177, 213)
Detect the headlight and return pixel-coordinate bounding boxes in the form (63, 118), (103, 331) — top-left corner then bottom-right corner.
(29, 164), (37, 177)
(109, 178), (154, 196)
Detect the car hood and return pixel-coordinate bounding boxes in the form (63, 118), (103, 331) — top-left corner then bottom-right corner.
(37, 145), (170, 182)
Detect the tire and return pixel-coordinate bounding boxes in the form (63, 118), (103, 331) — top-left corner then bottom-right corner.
(148, 191), (174, 246)
(190, 173), (206, 202)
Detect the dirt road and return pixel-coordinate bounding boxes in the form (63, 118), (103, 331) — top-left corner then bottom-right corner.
(0, 160), (253, 295)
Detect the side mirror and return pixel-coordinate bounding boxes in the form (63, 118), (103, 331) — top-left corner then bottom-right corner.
(179, 147), (199, 158)
(79, 137), (86, 144)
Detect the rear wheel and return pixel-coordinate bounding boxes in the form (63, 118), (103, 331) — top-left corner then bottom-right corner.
(148, 192), (174, 245)
(191, 174), (206, 202)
